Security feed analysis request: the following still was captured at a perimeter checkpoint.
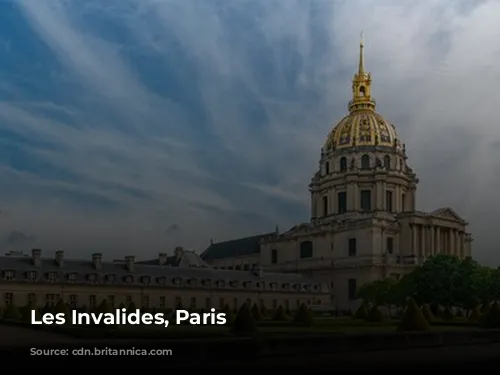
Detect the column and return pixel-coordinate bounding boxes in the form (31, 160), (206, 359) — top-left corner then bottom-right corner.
(435, 227), (441, 254)
(411, 224), (417, 256)
(376, 181), (383, 210)
(451, 230), (455, 255)
(459, 231), (464, 258)
(420, 225), (426, 259)
(311, 193), (316, 219)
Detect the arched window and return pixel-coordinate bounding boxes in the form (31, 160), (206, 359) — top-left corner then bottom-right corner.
(300, 241), (313, 259)
(339, 157), (347, 172)
(359, 86), (366, 96)
(361, 154), (370, 169)
(325, 161), (330, 175)
(384, 155), (391, 169)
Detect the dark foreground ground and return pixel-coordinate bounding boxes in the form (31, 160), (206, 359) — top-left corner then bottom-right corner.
(2, 324), (499, 370)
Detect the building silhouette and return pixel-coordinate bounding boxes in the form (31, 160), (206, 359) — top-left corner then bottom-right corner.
(201, 39), (472, 311)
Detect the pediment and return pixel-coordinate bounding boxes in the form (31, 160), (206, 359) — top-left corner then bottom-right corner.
(284, 223), (312, 235)
(430, 207), (464, 222)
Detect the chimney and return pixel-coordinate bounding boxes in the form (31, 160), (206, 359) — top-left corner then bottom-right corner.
(158, 252), (167, 265)
(32, 249), (41, 267)
(125, 256), (135, 272)
(55, 250), (64, 267)
(174, 246), (184, 260)
(92, 253), (102, 270)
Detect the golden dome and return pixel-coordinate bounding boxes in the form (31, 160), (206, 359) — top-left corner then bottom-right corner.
(324, 110), (401, 151)
(324, 36), (402, 152)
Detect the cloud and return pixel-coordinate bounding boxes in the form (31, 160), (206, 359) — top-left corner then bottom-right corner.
(0, 0), (498, 264)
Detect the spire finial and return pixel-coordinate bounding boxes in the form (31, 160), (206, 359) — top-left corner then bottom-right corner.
(358, 31), (365, 75)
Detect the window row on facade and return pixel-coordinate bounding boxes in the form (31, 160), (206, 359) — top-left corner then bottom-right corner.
(324, 154), (405, 175)
(270, 236), (394, 263)
(320, 190), (406, 216)
(1, 270), (318, 293)
(3, 292), (323, 311)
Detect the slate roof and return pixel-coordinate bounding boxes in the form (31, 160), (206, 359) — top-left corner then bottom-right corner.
(0, 250), (317, 287)
(200, 232), (275, 261)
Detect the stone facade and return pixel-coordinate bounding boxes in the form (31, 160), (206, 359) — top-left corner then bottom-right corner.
(201, 40), (473, 312)
(0, 248), (329, 311)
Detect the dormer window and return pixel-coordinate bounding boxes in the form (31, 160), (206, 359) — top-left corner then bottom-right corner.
(47, 272), (57, 283)
(106, 274), (116, 283)
(186, 278), (196, 287)
(87, 273), (98, 284)
(156, 276), (166, 285)
(123, 275), (133, 284)
(313, 284), (320, 291)
(216, 280), (225, 288)
(201, 279), (211, 287)
(172, 277), (182, 286)
(269, 282), (277, 290)
(141, 276), (151, 285)
(67, 273), (77, 282)
(255, 282), (261, 288)
(242, 281), (251, 288)
(229, 280), (238, 288)
(26, 271), (36, 282)
(282, 283), (289, 290)
(293, 283), (301, 291)
(304, 284), (311, 292)
(3, 270), (15, 281)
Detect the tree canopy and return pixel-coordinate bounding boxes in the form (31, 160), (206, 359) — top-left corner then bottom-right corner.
(356, 255), (499, 311)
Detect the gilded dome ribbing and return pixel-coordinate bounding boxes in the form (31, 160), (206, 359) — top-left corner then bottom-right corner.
(324, 37), (402, 152)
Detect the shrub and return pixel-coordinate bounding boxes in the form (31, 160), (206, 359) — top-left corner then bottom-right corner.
(21, 303), (40, 323)
(260, 305), (268, 317)
(442, 306), (454, 321)
(273, 306), (287, 321)
(366, 305), (384, 323)
(421, 304), (435, 323)
(42, 302), (54, 316)
(353, 304), (368, 319)
(128, 302), (137, 313)
(481, 301), (500, 329)
(455, 309), (464, 318)
(222, 304), (234, 324)
(3, 304), (21, 321)
(251, 304), (262, 321)
(232, 303), (257, 335)
(97, 299), (113, 314)
(118, 302), (126, 311)
(468, 306), (482, 322)
(397, 299), (430, 332)
(480, 302), (491, 314)
(79, 304), (89, 314)
(54, 299), (69, 323)
(293, 303), (313, 327)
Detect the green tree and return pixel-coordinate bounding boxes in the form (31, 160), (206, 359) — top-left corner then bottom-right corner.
(3, 304), (21, 321)
(250, 304), (262, 321)
(232, 303), (257, 335)
(273, 306), (287, 321)
(397, 299), (430, 332)
(21, 302), (40, 323)
(54, 299), (69, 324)
(293, 304), (313, 327)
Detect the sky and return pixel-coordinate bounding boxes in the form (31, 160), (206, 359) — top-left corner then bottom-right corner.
(0, 0), (499, 264)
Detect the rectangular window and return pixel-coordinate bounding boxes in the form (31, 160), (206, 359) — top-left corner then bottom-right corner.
(348, 238), (357, 257)
(5, 293), (13, 306)
(28, 293), (37, 304)
(386, 191), (393, 212)
(190, 297), (196, 309)
(271, 249), (278, 264)
(160, 296), (166, 309)
(360, 190), (371, 211)
(142, 295), (150, 309)
(205, 297), (211, 309)
(348, 279), (357, 301)
(387, 237), (394, 254)
(338, 192), (347, 214)
(322, 196), (328, 216)
(175, 297), (182, 308)
(89, 295), (96, 308)
(108, 295), (115, 307)
(219, 298), (224, 309)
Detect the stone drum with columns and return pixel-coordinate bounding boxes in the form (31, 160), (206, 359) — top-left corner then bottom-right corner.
(201, 38), (472, 312)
